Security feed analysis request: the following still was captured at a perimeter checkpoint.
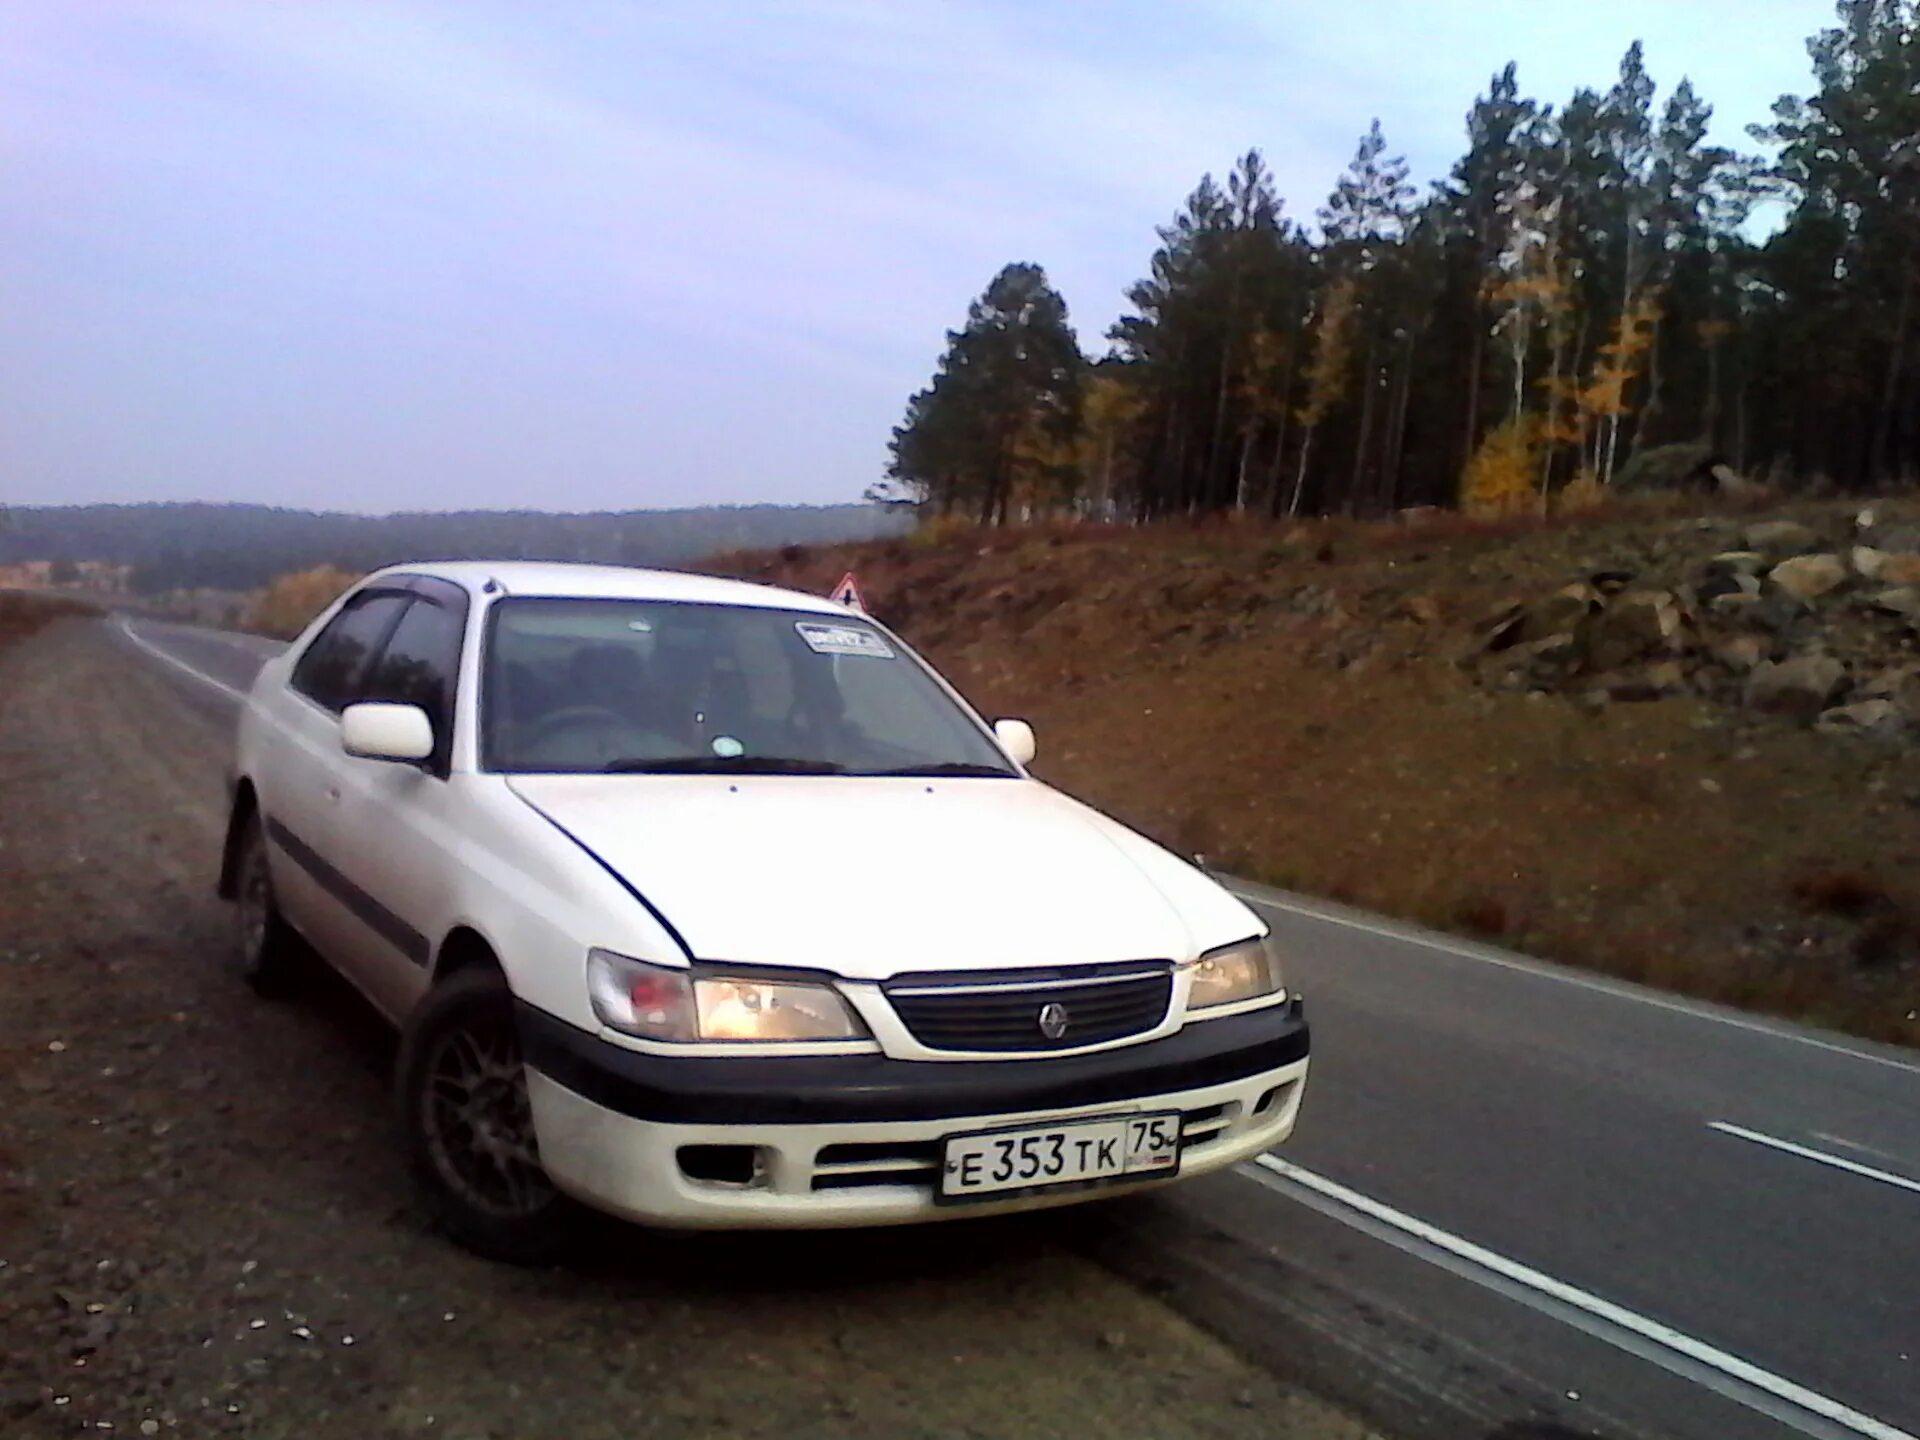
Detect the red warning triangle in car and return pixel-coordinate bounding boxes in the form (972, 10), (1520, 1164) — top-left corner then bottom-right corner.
(829, 571), (867, 612)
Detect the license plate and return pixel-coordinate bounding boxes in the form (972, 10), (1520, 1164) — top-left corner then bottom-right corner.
(938, 1111), (1182, 1202)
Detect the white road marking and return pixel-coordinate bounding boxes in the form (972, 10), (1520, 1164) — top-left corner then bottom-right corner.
(1813, 1131), (1919, 1168)
(1710, 1122), (1920, 1197)
(115, 618), (247, 701)
(1231, 883), (1920, 1078)
(1245, 1152), (1918, 1440)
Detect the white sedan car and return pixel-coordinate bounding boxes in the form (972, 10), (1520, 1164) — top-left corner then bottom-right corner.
(220, 561), (1310, 1259)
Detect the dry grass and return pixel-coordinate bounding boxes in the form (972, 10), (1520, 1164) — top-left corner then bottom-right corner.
(0, 593), (100, 725)
(0, 591), (98, 650)
(244, 565), (358, 639)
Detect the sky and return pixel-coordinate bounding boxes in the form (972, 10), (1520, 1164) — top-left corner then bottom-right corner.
(0, 1), (1834, 514)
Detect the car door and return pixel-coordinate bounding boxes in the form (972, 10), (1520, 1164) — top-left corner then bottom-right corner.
(256, 587), (411, 991)
(323, 584), (470, 1020)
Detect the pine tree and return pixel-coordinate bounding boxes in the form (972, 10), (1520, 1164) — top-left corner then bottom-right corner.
(884, 264), (1084, 523)
(882, 7), (1919, 524)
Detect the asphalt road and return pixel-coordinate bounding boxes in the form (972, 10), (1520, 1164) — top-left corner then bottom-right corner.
(116, 614), (1920, 1440)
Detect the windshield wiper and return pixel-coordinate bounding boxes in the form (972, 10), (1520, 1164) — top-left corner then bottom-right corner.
(601, 756), (848, 775)
(854, 762), (1016, 778)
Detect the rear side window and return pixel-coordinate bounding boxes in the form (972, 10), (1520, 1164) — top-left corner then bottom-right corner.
(362, 598), (464, 754)
(290, 592), (407, 712)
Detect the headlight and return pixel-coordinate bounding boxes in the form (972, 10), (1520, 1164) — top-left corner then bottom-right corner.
(1185, 935), (1286, 1012)
(587, 949), (869, 1043)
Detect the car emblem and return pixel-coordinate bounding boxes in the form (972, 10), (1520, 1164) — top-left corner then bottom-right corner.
(1037, 1002), (1070, 1040)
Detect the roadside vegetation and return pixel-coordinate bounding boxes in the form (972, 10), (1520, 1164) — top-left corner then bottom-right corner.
(0, 592), (98, 655)
(244, 566), (358, 640)
(876, 4), (1920, 526)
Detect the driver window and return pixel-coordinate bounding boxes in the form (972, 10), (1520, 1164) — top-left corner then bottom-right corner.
(361, 599), (464, 767)
(291, 592), (407, 713)
(829, 650), (944, 753)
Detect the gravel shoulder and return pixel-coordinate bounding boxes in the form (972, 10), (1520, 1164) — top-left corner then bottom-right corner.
(0, 615), (1375, 1440)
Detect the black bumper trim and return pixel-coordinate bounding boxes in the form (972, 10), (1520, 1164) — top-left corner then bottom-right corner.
(517, 999), (1308, 1126)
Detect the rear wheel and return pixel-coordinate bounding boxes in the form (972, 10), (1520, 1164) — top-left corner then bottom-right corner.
(232, 811), (301, 997)
(397, 966), (579, 1263)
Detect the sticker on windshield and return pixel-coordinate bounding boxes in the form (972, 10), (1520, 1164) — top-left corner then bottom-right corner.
(795, 622), (894, 658)
(711, 735), (745, 758)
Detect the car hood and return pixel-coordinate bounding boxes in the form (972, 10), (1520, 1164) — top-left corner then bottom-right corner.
(505, 774), (1260, 980)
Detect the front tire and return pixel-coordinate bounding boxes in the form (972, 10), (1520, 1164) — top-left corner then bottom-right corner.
(396, 967), (579, 1263)
(232, 811), (302, 998)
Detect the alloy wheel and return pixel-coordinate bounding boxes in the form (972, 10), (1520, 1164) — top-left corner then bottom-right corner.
(419, 1014), (554, 1219)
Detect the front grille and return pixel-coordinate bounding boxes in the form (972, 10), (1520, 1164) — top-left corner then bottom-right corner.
(882, 963), (1173, 1052)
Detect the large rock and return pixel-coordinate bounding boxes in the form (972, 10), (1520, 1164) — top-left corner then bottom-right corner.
(1872, 523), (1920, 555)
(1588, 589), (1682, 671)
(1711, 635), (1770, 672)
(1473, 600), (1528, 652)
(1853, 546), (1887, 580)
(1485, 633), (1580, 690)
(1868, 587), (1920, 621)
(1858, 662), (1920, 698)
(1588, 570), (1636, 597)
(1706, 550), (1770, 577)
(1745, 653), (1845, 721)
(1743, 519), (1819, 558)
(1514, 583), (1602, 644)
(1475, 585), (1597, 653)
(1768, 553), (1848, 602)
(1751, 591), (1814, 634)
(1696, 564), (1762, 605)
(1875, 553), (1920, 586)
(1815, 699), (1905, 738)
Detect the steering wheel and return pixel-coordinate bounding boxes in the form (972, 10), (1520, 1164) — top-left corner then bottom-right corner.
(520, 705), (629, 746)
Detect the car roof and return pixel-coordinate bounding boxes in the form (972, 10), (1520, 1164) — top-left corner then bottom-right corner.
(364, 560), (850, 617)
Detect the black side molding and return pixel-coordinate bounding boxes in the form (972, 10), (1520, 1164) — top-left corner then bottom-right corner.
(518, 998), (1308, 1126)
(265, 817), (431, 968)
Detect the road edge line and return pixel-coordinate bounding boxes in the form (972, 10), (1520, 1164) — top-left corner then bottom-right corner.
(1244, 1153), (1916, 1440)
(1710, 1121), (1920, 1197)
(116, 618), (246, 702)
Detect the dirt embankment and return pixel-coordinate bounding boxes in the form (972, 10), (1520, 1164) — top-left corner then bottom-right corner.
(0, 591), (99, 647)
(0, 605), (1373, 1440)
(714, 500), (1920, 1048)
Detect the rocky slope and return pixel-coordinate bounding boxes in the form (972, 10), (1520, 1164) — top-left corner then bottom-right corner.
(713, 497), (1920, 1048)
(1470, 507), (1920, 736)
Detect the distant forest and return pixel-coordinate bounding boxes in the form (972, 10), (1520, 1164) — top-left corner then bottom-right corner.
(880, 1), (1920, 523)
(0, 502), (908, 593)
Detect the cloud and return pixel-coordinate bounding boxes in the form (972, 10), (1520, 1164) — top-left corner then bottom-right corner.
(0, 0), (1833, 511)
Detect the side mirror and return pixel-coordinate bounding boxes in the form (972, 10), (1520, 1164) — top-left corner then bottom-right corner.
(993, 717), (1036, 767)
(341, 702), (435, 764)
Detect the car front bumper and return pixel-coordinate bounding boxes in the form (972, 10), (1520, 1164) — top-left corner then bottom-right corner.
(517, 999), (1309, 1229)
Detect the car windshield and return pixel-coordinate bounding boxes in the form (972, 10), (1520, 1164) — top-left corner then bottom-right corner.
(481, 597), (1018, 777)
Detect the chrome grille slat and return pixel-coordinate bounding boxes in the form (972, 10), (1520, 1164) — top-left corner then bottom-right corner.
(888, 969), (1168, 998)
